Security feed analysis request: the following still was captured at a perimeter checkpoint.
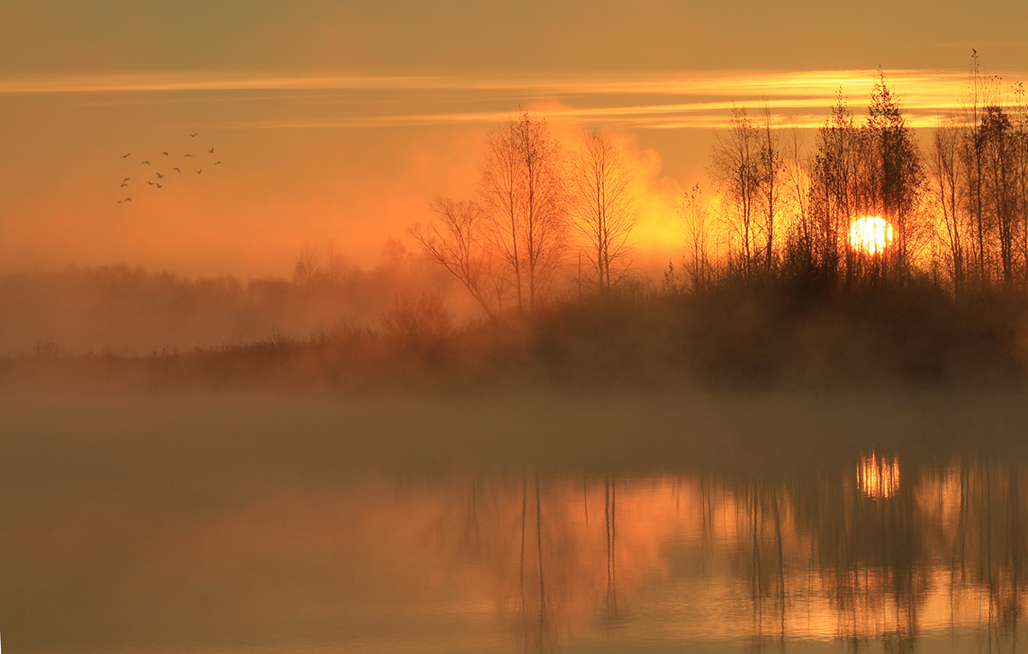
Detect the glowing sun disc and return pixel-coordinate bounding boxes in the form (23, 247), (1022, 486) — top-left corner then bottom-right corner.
(849, 216), (893, 255)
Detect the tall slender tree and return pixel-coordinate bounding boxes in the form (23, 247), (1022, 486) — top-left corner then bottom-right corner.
(757, 105), (783, 273)
(810, 91), (860, 282)
(481, 112), (567, 313)
(711, 107), (761, 276)
(570, 130), (638, 296)
(863, 70), (924, 274)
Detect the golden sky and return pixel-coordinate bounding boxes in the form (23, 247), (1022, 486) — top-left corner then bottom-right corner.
(2, 0), (1027, 276)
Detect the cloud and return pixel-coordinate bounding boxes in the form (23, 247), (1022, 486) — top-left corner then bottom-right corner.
(0, 68), (1001, 132)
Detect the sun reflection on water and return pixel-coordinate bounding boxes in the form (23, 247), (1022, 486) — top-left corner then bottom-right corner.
(857, 450), (900, 498)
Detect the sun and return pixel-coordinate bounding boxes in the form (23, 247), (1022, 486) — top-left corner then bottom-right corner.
(849, 216), (894, 255)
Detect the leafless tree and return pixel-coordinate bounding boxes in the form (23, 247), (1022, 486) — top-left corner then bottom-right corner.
(929, 122), (967, 289)
(757, 105), (783, 273)
(963, 50), (994, 284)
(570, 129), (638, 296)
(782, 122), (814, 275)
(862, 70), (924, 273)
(809, 91), (860, 281)
(481, 112), (568, 314)
(1015, 82), (1028, 287)
(680, 184), (713, 290)
(711, 107), (761, 277)
(410, 197), (496, 319)
(981, 104), (1016, 284)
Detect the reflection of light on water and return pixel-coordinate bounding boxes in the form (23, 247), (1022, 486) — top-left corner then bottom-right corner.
(849, 216), (894, 255)
(857, 450), (900, 498)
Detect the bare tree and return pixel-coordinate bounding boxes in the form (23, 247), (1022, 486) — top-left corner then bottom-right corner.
(782, 122), (814, 276)
(681, 184), (713, 290)
(963, 50), (995, 284)
(809, 91), (860, 281)
(570, 130), (638, 296)
(711, 107), (761, 276)
(757, 105), (783, 273)
(294, 240), (321, 286)
(862, 70), (924, 274)
(481, 112), (568, 313)
(1015, 82), (1028, 287)
(981, 104), (1016, 284)
(929, 122), (967, 289)
(410, 197), (495, 319)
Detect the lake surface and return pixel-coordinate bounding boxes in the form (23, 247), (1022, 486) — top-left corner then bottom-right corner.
(4, 390), (1028, 653)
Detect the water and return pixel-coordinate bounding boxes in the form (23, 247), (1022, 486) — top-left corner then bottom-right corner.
(3, 390), (1028, 653)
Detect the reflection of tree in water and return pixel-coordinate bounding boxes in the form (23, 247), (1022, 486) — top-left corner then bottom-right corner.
(433, 472), (640, 652)
(426, 458), (1028, 652)
(739, 480), (789, 651)
(942, 459), (1028, 646)
(791, 466), (931, 652)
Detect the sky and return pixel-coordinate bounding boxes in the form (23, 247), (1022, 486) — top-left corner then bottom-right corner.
(2, 0), (1027, 277)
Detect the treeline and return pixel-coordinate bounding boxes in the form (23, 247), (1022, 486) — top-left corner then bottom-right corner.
(0, 241), (449, 356)
(693, 59), (1028, 293)
(9, 56), (1028, 390)
(416, 56), (1028, 312)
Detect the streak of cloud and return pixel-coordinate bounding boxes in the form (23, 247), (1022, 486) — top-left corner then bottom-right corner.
(0, 68), (979, 96)
(3, 67), (1012, 132)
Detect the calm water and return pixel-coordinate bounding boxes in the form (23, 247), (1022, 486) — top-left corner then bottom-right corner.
(4, 390), (1028, 653)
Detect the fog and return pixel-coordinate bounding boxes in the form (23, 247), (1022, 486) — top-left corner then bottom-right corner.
(4, 389), (1028, 652)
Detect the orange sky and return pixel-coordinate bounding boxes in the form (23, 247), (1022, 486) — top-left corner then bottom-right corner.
(2, 0), (1027, 277)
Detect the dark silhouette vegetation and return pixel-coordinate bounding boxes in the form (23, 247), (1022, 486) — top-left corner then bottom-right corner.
(4, 274), (1028, 391)
(6, 56), (1028, 391)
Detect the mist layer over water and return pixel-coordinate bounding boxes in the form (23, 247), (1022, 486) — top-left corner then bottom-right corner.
(3, 390), (1028, 653)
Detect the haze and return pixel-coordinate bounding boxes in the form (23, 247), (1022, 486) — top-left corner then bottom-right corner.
(3, 0), (1027, 277)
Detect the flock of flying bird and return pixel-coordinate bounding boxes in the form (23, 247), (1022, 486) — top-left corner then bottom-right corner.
(115, 132), (225, 204)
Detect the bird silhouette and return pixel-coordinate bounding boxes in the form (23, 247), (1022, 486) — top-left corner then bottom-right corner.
(184, 154), (195, 158)
(121, 153), (131, 158)
(117, 197), (132, 203)
(172, 167), (181, 173)
(120, 183), (129, 188)
(142, 160), (151, 165)
(156, 183), (163, 189)
(214, 161), (223, 165)
(122, 177), (131, 183)
(146, 181), (155, 186)
(156, 172), (164, 179)
(162, 152), (169, 156)
(196, 169), (202, 174)
(208, 147), (214, 154)
(189, 132), (198, 137)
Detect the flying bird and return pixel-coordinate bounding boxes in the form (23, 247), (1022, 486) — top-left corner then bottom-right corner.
(214, 161), (223, 165)
(156, 183), (162, 189)
(196, 169), (202, 174)
(146, 181), (155, 186)
(121, 153), (131, 158)
(120, 183), (129, 188)
(184, 154), (195, 158)
(156, 172), (164, 179)
(189, 132), (198, 137)
(162, 152), (169, 156)
(142, 160), (151, 165)
(122, 177), (130, 183)
(117, 197), (132, 203)
(172, 167), (181, 173)
(208, 147), (214, 154)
